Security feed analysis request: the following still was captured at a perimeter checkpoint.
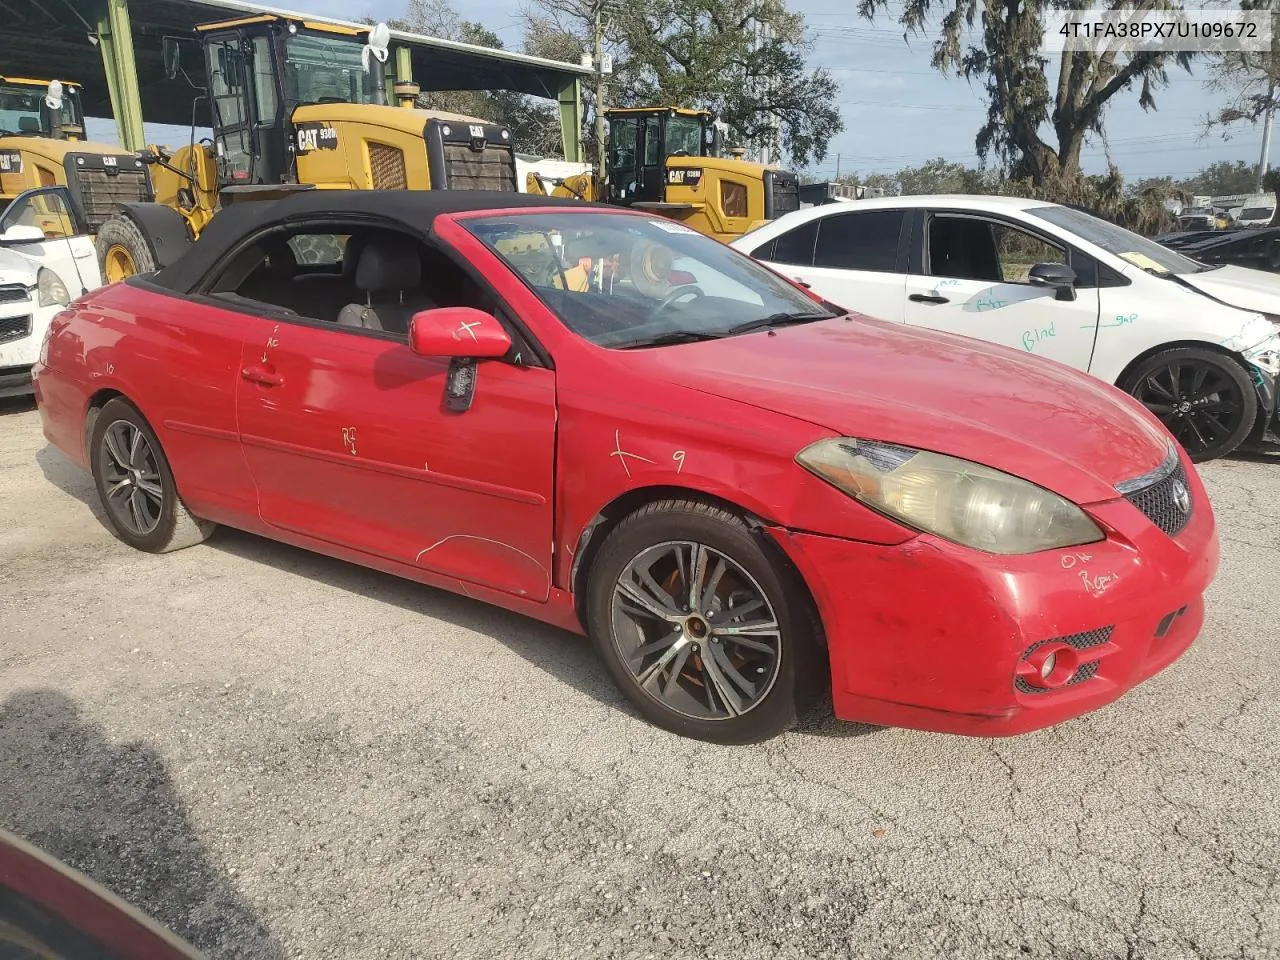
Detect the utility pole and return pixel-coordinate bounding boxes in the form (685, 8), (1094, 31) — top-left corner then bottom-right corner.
(1258, 79), (1277, 193)
(592, 0), (607, 179)
(835, 153), (841, 180)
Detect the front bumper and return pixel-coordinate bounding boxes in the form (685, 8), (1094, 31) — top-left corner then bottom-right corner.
(0, 302), (57, 399)
(768, 453), (1219, 736)
(1247, 363), (1280, 444)
(0, 363), (33, 398)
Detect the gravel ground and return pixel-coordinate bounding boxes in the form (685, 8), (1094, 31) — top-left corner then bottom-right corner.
(2, 396), (1278, 960)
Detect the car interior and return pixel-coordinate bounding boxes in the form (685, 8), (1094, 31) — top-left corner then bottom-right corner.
(208, 225), (499, 335)
(927, 216), (1066, 284)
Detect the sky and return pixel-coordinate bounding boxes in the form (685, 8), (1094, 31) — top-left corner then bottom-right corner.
(85, 0), (1271, 184)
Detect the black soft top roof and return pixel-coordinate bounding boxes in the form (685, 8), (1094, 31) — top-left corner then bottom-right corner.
(147, 189), (603, 294)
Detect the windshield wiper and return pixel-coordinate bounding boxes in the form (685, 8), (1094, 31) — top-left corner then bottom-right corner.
(614, 330), (727, 349)
(724, 311), (837, 337)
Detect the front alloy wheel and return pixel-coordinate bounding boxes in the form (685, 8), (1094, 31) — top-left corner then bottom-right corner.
(1125, 347), (1257, 462)
(611, 541), (782, 721)
(586, 499), (816, 743)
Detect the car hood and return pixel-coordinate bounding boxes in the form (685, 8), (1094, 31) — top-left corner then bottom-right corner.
(0, 248), (37, 288)
(1177, 264), (1280, 315)
(622, 316), (1173, 504)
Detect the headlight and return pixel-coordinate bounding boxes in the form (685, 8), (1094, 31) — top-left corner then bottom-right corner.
(37, 268), (70, 308)
(796, 438), (1105, 555)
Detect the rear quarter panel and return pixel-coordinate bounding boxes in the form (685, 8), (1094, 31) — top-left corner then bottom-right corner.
(38, 280), (257, 525)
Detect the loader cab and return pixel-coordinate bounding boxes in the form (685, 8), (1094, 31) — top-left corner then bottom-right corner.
(0, 77), (86, 141)
(605, 107), (720, 205)
(171, 16), (389, 189)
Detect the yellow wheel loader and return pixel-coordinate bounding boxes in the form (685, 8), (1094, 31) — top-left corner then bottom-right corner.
(525, 107), (800, 242)
(96, 15), (519, 282)
(0, 76), (153, 241)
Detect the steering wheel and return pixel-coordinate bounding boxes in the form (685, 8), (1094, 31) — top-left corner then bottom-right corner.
(646, 284), (705, 321)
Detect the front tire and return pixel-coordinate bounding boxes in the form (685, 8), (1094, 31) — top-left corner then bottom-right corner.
(89, 398), (215, 553)
(585, 499), (817, 744)
(96, 216), (156, 284)
(1122, 347), (1258, 463)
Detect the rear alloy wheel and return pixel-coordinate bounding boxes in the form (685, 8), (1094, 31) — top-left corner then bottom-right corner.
(1123, 347), (1258, 463)
(586, 499), (816, 744)
(90, 398), (215, 553)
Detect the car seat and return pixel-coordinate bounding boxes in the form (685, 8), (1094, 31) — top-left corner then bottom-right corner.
(336, 238), (431, 334)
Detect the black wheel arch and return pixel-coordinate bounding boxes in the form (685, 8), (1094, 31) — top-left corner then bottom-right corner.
(110, 203), (193, 270)
(83, 389), (129, 463)
(567, 484), (824, 646)
(1114, 338), (1253, 390)
(1115, 339), (1271, 443)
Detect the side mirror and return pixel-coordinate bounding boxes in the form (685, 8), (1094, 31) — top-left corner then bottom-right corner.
(409, 307), (512, 359)
(163, 37), (181, 80)
(1027, 262), (1077, 302)
(0, 224), (45, 245)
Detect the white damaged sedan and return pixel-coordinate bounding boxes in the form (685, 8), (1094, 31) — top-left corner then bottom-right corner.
(0, 187), (102, 399)
(732, 195), (1280, 462)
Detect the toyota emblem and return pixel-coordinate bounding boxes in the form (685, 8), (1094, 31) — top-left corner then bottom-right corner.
(1171, 480), (1191, 515)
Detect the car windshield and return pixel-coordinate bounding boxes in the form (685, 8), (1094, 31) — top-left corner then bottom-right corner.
(1242, 207), (1273, 220)
(463, 212), (840, 348)
(283, 33), (382, 105)
(1028, 204), (1210, 276)
(0, 82), (83, 137)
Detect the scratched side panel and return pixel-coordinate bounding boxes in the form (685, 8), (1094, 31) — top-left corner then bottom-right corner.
(236, 320), (558, 601)
(550, 353), (919, 593)
(141, 293), (259, 525)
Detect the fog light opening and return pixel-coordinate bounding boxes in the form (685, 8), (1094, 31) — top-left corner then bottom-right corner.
(1019, 642), (1079, 690)
(1040, 651), (1057, 680)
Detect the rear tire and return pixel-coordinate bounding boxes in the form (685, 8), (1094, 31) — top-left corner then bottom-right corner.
(96, 216), (156, 284)
(89, 398), (215, 553)
(585, 499), (819, 744)
(1121, 347), (1258, 463)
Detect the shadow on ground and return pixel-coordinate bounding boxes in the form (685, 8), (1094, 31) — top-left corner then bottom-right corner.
(0, 397), (35, 417)
(35, 441), (878, 740)
(0, 689), (284, 959)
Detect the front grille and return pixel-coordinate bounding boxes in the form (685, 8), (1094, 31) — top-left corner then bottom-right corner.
(1015, 627), (1113, 695)
(1066, 660), (1100, 686)
(75, 167), (152, 232)
(1124, 461), (1193, 538)
(369, 143), (407, 190)
(442, 144), (517, 192)
(0, 284), (29, 305)
(765, 169), (800, 220)
(0, 314), (32, 345)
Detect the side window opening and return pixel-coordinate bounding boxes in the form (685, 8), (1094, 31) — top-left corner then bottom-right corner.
(206, 225), (507, 341)
(812, 210), (904, 272)
(928, 215), (1066, 284)
(768, 219), (819, 267)
(991, 222), (1066, 283)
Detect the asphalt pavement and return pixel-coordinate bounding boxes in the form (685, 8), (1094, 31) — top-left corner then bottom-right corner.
(2, 396), (1277, 960)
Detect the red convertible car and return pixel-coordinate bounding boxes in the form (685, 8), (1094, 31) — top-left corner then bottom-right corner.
(0, 828), (204, 958)
(33, 191), (1218, 743)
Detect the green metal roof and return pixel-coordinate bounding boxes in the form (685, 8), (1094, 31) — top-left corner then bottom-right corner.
(1, 0), (588, 127)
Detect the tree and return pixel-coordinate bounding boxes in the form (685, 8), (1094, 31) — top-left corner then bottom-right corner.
(1204, 0), (1279, 133)
(370, 6), (565, 156)
(1176, 160), (1258, 196)
(858, 0), (1192, 186)
(837, 159), (998, 196)
(523, 0), (843, 167)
